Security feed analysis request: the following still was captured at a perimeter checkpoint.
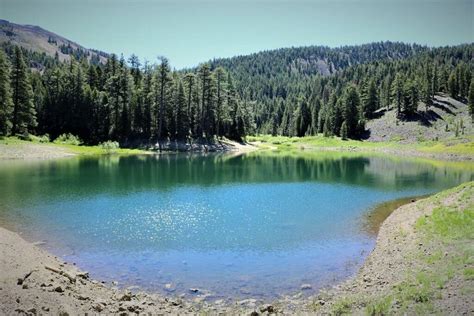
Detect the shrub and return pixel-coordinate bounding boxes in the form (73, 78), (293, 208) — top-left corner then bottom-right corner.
(53, 133), (82, 145)
(30, 134), (50, 143)
(99, 140), (120, 153)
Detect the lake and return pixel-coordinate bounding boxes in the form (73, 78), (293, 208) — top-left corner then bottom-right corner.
(0, 152), (472, 300)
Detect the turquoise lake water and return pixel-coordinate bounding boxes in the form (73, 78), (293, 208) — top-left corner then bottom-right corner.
(0, 152), (472, 300)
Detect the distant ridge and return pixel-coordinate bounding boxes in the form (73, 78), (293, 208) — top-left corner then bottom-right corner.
(0, 19), (108, 64)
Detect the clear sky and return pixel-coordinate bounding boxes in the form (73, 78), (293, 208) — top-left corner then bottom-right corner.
(1, 0), (473, 69)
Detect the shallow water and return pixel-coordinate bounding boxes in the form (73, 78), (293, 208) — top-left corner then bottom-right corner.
(0, 152), (472, 300)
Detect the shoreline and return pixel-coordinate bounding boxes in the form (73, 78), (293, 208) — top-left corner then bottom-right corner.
(0, 138), (257, 160)
(2, 184), (472, 314)
(1, 135), (473, 162)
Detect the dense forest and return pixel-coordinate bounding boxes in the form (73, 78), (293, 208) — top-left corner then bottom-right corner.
(0, 44), (252, 145)
(211, 42), (474, 138)
(0, 41), (473, 145)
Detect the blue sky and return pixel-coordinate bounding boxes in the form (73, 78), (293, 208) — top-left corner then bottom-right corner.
(1, 0), (473, 69)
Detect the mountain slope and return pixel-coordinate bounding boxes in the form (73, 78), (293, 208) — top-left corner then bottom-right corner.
(209, 42), (430, 99)
(0, 19), (107, 64)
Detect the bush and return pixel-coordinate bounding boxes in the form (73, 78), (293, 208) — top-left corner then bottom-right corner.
(99, 140), (120, 153)
(30, 134), (50, 143)
(53, 133), (82, 145)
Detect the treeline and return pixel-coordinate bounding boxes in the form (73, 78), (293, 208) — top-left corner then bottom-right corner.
(212, 42), (474, 138)
(1, 41), (473, 143)
(0, 44), (252, 144)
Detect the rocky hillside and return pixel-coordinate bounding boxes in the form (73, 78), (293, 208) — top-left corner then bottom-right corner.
(0, 19), (107, 64)
(366, 94), (473, 144)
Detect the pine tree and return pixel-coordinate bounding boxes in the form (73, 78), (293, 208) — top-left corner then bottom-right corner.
(0, 50), (13, 135)
(198, 63), (214, 138)
(448, 71), (458, 99)
(403, 80), (418, 115)
(156, 57), (171, 139)
(141, 63), (154, 139)
(175, 81), (188, 140)
(361, 79), (378, 118)
(214, 67), (227, 137)
(468, 81), (474, 122)
(343, 86), (360, 138)
(392, 73), (404, 118)
(183, 73), (196, 137)
(340, 121), (348, 140)
(11, 46), (36, 136)
(432, 66), (438, 96)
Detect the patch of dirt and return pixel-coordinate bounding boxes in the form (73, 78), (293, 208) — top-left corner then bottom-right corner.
(0, 143), (76, 160)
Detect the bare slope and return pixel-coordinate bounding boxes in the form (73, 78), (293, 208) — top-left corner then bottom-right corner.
(366, 94), (473, 144)
(0, 19), (107, 63)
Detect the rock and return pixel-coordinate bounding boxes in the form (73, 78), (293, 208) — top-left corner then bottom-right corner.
(300, 284), (312, 290)
(77, 294), (89, 301)
(315, 299), (325, 306)
(92, 304), (104, 312)
(41, 306), (50, 312)
(164, 283), (176, 292)
(119, 292), (133, 301)
(250, 312), (259, 316)
(259, 304), (275, 313)
(22, 284), (28, 289)
(189, 288), (199, 293)
(54, 286), (64, 293)
(27, 307), (37, 314)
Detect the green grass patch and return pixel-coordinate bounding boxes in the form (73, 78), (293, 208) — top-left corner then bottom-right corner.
(365, 296), (392, 316)
(248, 134), (474, 157)
(416, 206), (474, 241)
(330, 297), (356, 316)
(464, 268), (474, 280)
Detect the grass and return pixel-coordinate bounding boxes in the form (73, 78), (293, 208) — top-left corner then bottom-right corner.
(247, 134), (474, 157)
(365, 296), (392, 316)
(0, 136), (150, 156)
(315, 181), (474, 315)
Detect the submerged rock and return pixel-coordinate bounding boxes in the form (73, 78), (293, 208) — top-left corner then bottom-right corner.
(300, 284), (312, 290)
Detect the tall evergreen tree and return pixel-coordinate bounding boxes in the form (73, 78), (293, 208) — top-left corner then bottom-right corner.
(175, 81), (188, 139)
(361, 79), (378, 118)
(468, 81), (474, 122)
(342, 86), (360, 138)
(10, 46), (36, 136)
(0, 50), (13, 135)
(214, 67), (227, 137)
(156, 57), (171, 139)
(392, 73), (404, 118)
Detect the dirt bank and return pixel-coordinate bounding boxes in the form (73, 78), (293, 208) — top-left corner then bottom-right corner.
(308, 182), (474, 315)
